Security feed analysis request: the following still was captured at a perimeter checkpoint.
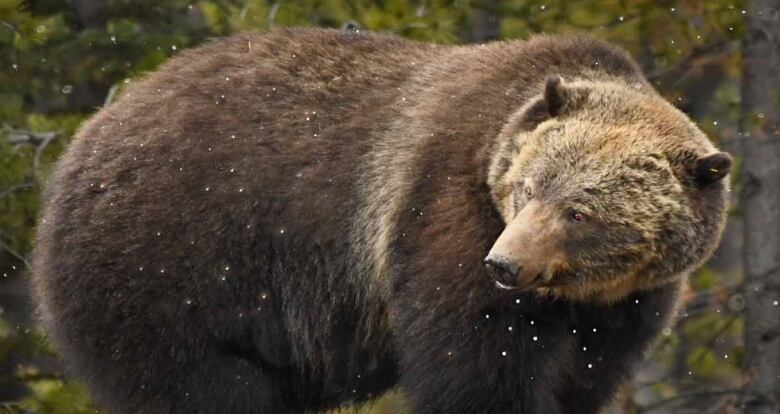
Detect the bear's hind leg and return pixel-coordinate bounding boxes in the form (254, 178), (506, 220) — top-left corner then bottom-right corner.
(164, 353), (293, 414)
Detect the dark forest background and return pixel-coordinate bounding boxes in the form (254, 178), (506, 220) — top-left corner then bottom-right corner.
(1, 0), (778, 413)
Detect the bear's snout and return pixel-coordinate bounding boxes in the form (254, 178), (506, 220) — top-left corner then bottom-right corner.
(486, 201), (558, 291)
(484, 254), (521, 287)
(484, 254), (544, 291)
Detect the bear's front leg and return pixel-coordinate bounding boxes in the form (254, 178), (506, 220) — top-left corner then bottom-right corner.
(558, 284), (682, 413)
(391, 287), (576, 414)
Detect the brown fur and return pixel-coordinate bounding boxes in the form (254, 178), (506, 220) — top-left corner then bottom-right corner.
(31, 28), (729, 414)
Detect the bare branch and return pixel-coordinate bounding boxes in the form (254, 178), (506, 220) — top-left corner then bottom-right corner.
(268, 3), (280, 29)
(0, 182), (35, 199)
(639, 388), (742, 413)
(32, 133), (56, 175)
(647, 39), (739, 84)
(2, 128), (60, 180)
(0, 20), (17, 33)
(5, 129), (59, 147)
(687, 315), (740, 369)
(0, 233), (29, 270)
(104, 84), (119, 106)
(15, 370), (64, 382)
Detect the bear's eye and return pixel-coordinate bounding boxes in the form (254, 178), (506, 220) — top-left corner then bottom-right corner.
(525, 187), (533, 199)
(571, 211), (587, 222)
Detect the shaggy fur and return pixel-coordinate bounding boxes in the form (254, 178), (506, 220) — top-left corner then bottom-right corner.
(32, 28), (730, 414)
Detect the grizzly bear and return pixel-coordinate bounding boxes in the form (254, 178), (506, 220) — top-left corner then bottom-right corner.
(32, 28), (730, 414)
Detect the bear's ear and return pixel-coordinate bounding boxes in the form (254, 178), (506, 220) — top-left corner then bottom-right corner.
(691, 152), (732, 186)
(504, 75), (575, 133)
(544, 75), (565, 117)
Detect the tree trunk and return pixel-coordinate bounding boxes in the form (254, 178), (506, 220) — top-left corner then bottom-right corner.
(740, 1), (780, 413)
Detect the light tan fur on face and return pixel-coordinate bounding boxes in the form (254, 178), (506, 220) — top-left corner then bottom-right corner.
(488, 200), (569, 287)
(487, 79), (728, 304)
(538, 266), (646, 305)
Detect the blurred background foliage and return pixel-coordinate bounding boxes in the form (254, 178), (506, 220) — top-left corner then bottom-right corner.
(0, 0), (754, 413)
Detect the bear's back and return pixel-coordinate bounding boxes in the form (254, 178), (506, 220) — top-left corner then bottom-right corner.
(33, 27), (434, 308)
(31, 29), (436, 407)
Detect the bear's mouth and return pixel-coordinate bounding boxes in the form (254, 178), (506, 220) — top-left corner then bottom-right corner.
(494, 280), (521, 290)
(493, 273), (546, 291)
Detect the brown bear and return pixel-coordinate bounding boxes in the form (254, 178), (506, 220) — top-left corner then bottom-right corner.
(31, 28), (730, 414)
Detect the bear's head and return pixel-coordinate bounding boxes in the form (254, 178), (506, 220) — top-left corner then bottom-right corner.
(485, 76), (731, 304)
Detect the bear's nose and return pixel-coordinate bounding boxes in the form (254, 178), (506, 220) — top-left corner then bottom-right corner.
(484, 254), (521, 287)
